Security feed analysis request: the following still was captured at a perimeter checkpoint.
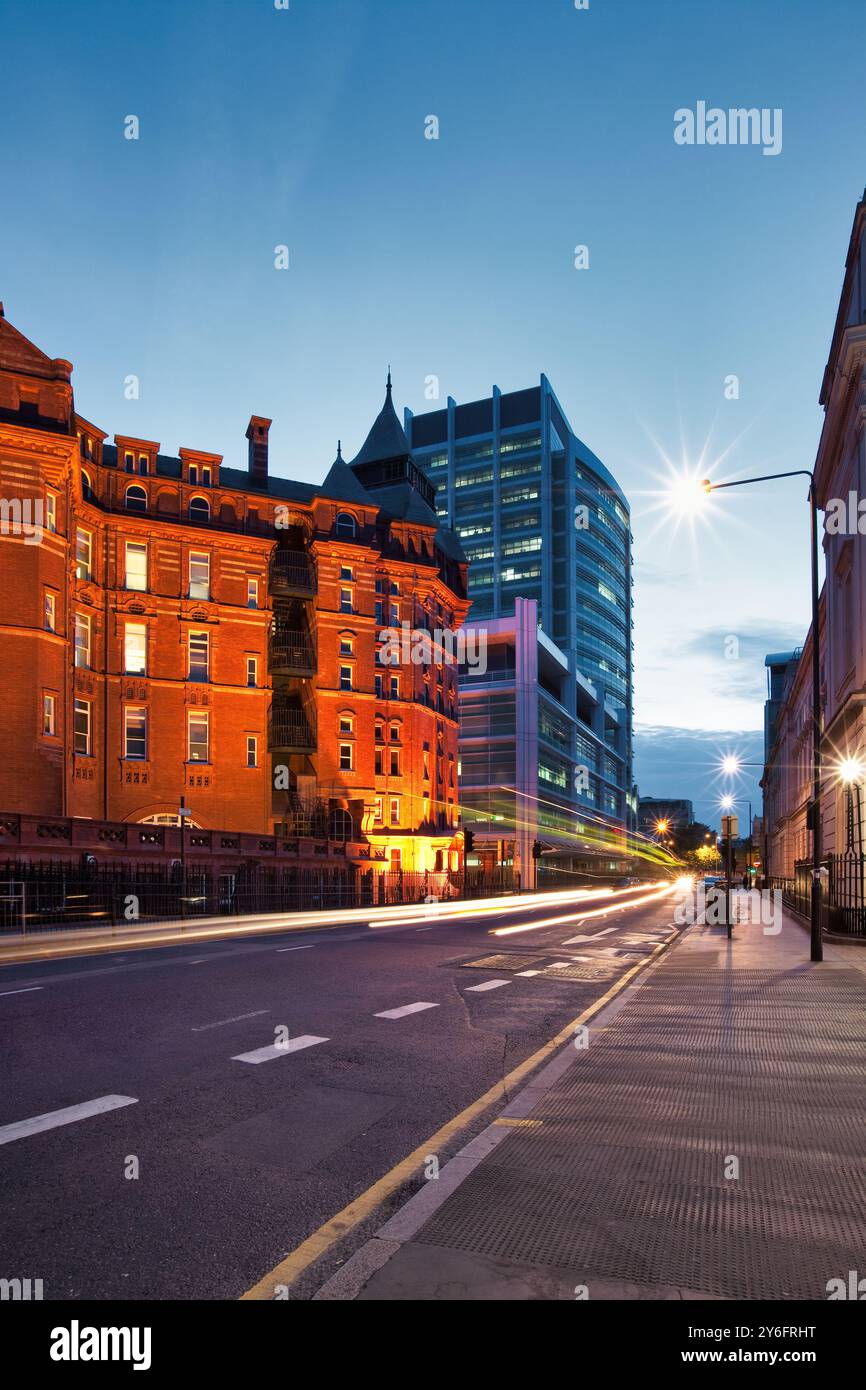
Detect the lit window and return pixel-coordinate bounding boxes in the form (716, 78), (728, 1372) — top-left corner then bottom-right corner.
(73, 698), (91, 756)
(189, 496), (210, 523)
(336, 511), (356, 537)
(125, 541), (147, 592)
(75, 528), (92, 580)
(124, 706), (147, 760)
(74, 613), (91, 669)
(124, 622), (147, 675)
(188, 710), (209, 762)
(339, 742), (353, 771)
(125, 485), (147, 513)
(189, 632), (209, 682)
(246, 656), (258, 688)
(247, 578), (258, 609)
(340, 587), (353, 614)
(42, 693), (56, 737)
(45, 494), (56, 532)
(43, 591), (56, 632)
(246, 735), (258, 768)
(339, 664), (353, 691)
(189, 551), (210, 600)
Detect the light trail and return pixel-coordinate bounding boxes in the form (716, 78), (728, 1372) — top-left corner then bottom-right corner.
(491, 883), (675, 936)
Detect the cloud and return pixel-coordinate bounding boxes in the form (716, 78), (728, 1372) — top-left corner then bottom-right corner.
(634, 724), (765, 828)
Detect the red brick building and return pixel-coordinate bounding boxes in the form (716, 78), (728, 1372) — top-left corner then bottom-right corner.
(0, 306), (469, 875)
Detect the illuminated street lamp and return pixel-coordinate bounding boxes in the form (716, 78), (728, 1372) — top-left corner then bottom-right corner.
(700, 469), (823, 963)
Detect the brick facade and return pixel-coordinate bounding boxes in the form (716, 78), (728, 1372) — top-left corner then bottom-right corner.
(0, 307), (469, 874)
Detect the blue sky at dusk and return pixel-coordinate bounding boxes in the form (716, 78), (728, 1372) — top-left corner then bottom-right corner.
(2, 0), (864, 828)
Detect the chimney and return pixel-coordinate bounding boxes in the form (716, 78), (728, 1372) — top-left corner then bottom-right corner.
(246, 415), (272, 485)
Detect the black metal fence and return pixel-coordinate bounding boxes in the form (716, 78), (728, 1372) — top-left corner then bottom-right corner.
(0, 860), (518, 934)
(770, 855), (866, 939)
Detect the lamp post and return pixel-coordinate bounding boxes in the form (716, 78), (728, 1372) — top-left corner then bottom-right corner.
(703, 471), (823, 962)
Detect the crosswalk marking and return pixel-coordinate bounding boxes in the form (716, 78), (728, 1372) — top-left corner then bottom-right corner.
(465, 979), (510, 992)
(232, 1035), (328, 1064)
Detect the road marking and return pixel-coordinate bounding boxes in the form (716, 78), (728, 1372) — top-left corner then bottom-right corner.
(562, 927), (617, 945)
(188, 959), (209, 965)
(0, 986), (43, 997)
(465, 979), (510, 992)
(515, 970), (541, 977)
(493, 1117), (543, 1129)
(0, 1094), (138, 1147)
(374, 1001), (440, 1020)
(192, 1009), (270, 1033)
(276, 946), (315, 953)
(232, 1035), (329, 1064)
(414, 927), (432, 932)
(241, 928), (680, 1299)
(546, 961), (573, 969)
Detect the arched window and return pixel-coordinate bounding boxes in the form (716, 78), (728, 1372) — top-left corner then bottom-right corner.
(125, 485), (147, 513)
(189, 495), (210, 523)
(81, 470), (94, 502)
(335, 511), (356, 538)
(328, 808), (355, 842)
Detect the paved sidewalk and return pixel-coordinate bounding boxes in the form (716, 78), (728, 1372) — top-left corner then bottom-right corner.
(329, 910), (866, 1300)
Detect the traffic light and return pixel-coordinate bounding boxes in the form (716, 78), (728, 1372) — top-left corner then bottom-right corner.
(532, 840), (542, 861)
(464, 828), (474, 854)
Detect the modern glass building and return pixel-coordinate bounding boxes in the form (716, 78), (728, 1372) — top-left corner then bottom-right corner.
(406, 377), (635, 879)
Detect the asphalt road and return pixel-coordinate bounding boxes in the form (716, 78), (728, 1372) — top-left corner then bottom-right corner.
(0, 890), (677, 1300)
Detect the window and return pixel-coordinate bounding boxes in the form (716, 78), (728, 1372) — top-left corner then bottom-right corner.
(339, 714), (354, 735)
(201, 467), (211, 486)
(247, 578), (258, 609)
(423, 750), (430, 781)
(124, 706), (147, 760)
(45, 493), (56, 533)
(75, 529), (92, 580)
(340, 634), (354, 656)
(390, 748), (400, 776)
(246, 735), (258, 768)
(389, 798), (400, 827)
(43, 590), (56, 632)
(189, 464), (198, 485)
(189, 631), (209, 682)
(124, 622), (146, 675)
(339, 742), (353, 771)
(340, 587), (354, 614)
(339, 664), (353, 691)
(125, 451), (135, 472)
(375, 748), (383, 775)
(375, 673), (383, 699)
(375, 721), (384, 742)
(246, 656), (258, 687)
(74, 613), (91, 669)
(188, 710), (209, 762)
(336, 511), (356, 537)
(340, 565), (353, 581)
(373, 796), (383, 826)
(390, 721), (400, 742)
(138, 454), (149, 475)
(42, 693), (56, 737)
(189, 552), (210, 600)
(125, 541), (147, 592)
(375, 599), (384, 625)
(73, 698), (91, 755)
(82, 470), (93, 502)
(389, 674), (399, 699)
(390, 601), (399, 626)
(125, 485), (147, 513)
(189, 496), (210, 523)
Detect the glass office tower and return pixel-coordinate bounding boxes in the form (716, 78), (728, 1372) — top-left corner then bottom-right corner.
(406, 377), (635, 874)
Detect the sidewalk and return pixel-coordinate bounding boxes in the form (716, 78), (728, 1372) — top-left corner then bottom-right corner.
(322, 911), (866, 1300)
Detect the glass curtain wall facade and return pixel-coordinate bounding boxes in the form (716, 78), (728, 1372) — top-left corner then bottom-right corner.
(406, 377), (634, 865)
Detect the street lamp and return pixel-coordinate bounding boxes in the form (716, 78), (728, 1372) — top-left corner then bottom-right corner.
(702, 470), (823, 963)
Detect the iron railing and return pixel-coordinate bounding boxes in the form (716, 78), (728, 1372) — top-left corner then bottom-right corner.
(268, 629), (316, 676)
(269, 551), (317, 596)
(268, 704), (316, 753)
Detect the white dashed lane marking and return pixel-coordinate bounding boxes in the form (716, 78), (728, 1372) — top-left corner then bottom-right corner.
(276, 946), (315, 953)
(465, 979), (510, 992)
(374, 1001), (440, 1020)
(191, 1009), (270, 1033)
(232, 1035), (329, 1064)
(0, 1095), (138, 1146)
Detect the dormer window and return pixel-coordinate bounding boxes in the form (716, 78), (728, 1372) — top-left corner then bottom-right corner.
(189, 496), (210, 524)
(201, 467), (211, 486)
(125, 452), (135, 472)
(138, 454), (149, 475)
(125, 485), (147, 514)
(81, 470), (94, 502)
(189, 464), (198, 485)
(336, 512), (357, 538)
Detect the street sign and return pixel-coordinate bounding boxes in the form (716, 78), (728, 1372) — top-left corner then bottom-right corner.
(721, 815), (739, 838)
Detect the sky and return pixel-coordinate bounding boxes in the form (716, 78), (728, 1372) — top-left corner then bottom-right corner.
(1, 0), (864, 829)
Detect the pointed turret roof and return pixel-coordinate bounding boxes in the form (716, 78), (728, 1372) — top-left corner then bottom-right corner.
(349, 370), (411, 468)
(318, 441), (374, 506)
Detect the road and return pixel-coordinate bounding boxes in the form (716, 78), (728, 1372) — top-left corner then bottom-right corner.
(0, 887), (677, 1300)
